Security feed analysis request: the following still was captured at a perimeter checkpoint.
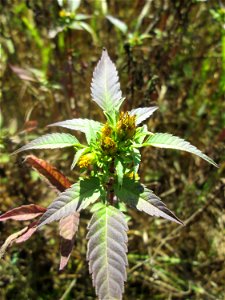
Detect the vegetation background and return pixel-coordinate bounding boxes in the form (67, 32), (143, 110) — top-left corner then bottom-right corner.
(0, 0), (224, 299)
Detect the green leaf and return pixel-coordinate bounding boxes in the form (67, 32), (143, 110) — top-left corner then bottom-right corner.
(48, 118), (102, 144)
(79, 22), (98, 44)
(144, 133), (218, 167)
(75, 14), (91, 21)
(115, 159), (124, 186)
(13, 133), (80, 154)
(134, 125), (148, 144)
(37, 177), (101, 227)
(132, 148), (141, 173)
(91, 49), (124, 113)
(71, 148), (89, 170)
(106, 15), (128, 34)
(115, 178), (183, 225)
(87, 203), (128, 300)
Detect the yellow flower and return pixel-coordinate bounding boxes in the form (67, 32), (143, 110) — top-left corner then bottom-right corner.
(125, 172), (140, 180)
(101, 136), (117, 154)
(117, 112), (136, 140)
(77, 153), (95, 168)
(101, 123), (112, 137)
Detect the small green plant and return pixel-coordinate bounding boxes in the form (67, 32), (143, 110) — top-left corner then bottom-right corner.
(0, 49), (218, 300)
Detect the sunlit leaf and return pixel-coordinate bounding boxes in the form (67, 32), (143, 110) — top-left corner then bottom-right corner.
(106, 15), (127, 33)
(25, 155), (71, 192)
(91, 49), (123, 113)
(75, 14), (91, 21)
(13, 133), (80, 154)
(48, 118), (102, 144)
(115, 178), (183, 225)
(115, 159), (124, 186)
(87, 204), (128, 300)
(59, 212), (80, 270)
(144, 133), (218, 167)
(68, 0), (81, 12)
(57, 0), (63, 7)
(134, 125), (148, 144)
(79, 22), (98, 44)
(132, 148), (141, 173)
(71, 148), (89, 170)
(129, 106), (158, 125)
(38, 177), (101, 227)
(0, 204), (46, 221)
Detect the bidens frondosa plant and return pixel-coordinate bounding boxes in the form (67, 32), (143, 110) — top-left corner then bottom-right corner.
(1, 49), (218, 300)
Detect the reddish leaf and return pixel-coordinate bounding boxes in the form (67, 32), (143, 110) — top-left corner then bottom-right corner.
(15, 222), (38, 243)
(0, 204), (47, 221)
(25, 155), (71, 192)
(0, 227), (28, 258)
(0, 222), (38, 258)
(10, 65), (37, 82)
(59, 212), (80, 270)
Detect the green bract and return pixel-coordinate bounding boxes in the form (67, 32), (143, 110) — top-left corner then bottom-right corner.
(12, 49), (218, 300)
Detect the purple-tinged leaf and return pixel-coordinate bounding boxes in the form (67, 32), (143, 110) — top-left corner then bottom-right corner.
(0, 222), (38, 258)
(0, 204), (47, 221)
(15, 222), (38, 243)
(59, 212), (80, 270)
(10, 65), (37, 82)
(13, 133), (80, 155)
(87, 204), (128, 300)
(38, 177), (101, 227)
(0, 227), (28, 258)
(25, 155), (71, 192)
(129, 106), (158, 125)
(91, 49), (123, 112)
(136, 189), (183, 225)
(115, 178), (183, 225)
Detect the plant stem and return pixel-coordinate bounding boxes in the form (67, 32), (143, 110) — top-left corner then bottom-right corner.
(107, 160), (115, 206)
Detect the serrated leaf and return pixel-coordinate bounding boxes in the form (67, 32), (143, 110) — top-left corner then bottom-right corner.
(37, 177), (101, 227)
(115, 159), (124, 186)
(87, 204), (128, 300)
(106, 15), (127, 33)
(0, 204), (46, 221)
(129, 106), (158, 125)
(48, 118), (102, 144)
(91, 49), (123, 113)
(25, 155), (71, 192)
(144, 133), (218, 167)
(59, 212), (80, 270)
(13, 133), (80, 154)
(71, 148), (89, 170)
(115, 178), (183, 225)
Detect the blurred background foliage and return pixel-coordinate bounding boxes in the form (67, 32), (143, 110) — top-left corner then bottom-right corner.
(0, 0), (224, 299)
